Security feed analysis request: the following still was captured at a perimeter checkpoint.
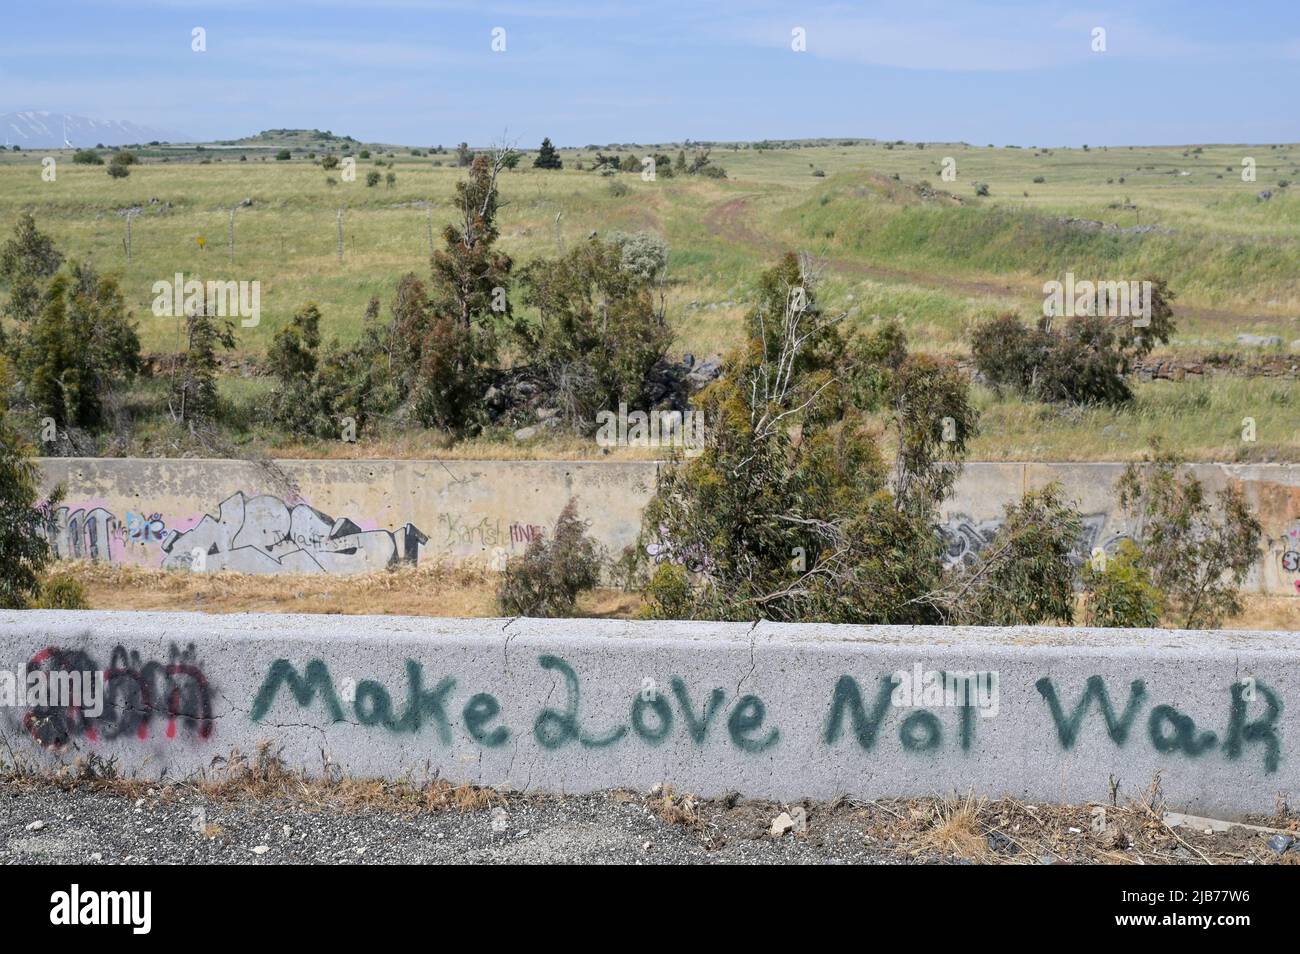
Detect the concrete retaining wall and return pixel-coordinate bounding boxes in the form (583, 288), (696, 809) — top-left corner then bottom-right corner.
(1, 611), (1296, 817)
(34, 457), (1300, 593)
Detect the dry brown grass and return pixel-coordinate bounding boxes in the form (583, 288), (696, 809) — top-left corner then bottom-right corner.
(5, 742), (505, 817)
(66, 560), (642, 619)
(66, 560), (1296, 629)
(913, 793), (991, 861)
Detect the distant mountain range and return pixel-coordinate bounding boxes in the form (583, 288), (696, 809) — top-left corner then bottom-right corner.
(0, 111), (190, 148)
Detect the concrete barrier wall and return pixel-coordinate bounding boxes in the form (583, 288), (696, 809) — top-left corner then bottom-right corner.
(1, 611), (1296, 817)
(34, 457), (1300, 594)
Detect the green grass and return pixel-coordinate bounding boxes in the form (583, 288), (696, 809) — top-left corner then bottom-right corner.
(2, 138), (1300, 462)
(966, 376), (1300, 461)
(3, 139), (1295, 360)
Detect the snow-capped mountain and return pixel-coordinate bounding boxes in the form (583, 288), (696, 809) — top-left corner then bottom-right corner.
(0, 111), (189, 148)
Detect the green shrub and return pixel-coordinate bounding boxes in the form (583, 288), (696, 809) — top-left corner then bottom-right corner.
(497, 498), (603, 616)
(31, 572), (89, 610)
(1082, 540), (1163, 627)
(0, 416), (60, 609)
(1116, 445), (1261, 628)
(517, 236), (671, 427)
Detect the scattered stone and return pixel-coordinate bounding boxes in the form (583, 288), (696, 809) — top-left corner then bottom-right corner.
(512, 425), (537, 441)
(251, 844), (269, 855)
(490, 807), (509, 833)
(25, 820), (45, 832)
(1267, 834), (1294, 854)
(789, 806), (808, 835)
(1236, 333), (1283, 347)
(770, 812), (795, 837)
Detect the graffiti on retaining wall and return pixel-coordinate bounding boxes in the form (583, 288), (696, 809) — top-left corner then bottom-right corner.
(437, 513), (503, 549)
(510, 522), (545, 546)
(159, 492), (428, 574)
(1279, 524), (1300, 593)
(43, 492), (430, 575)
(21, 643), (213, 749)
(125, 511), (167, 544)
(43, 507), (120, 562)
(939, 512), (1127, 569)
(249, 656), (1282, 773)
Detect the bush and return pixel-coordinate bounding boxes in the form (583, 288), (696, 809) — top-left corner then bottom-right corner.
(969, 279), (1176, 406)
(72, 149), (103, 165)
(1116, 445), (1261, 628)
(974, 182), (990, 196)
(0, 415), (60, 609)
(366, 170), (381, 187)
(944, 484), (1083, 625)
(637, 253), (968, 624)
(1082, 540), (1163, 627)
(517, 237), (671, 426)
(321, 154), (340, 170)
(107, 163), (129, 179)
(275, 149), (291, 161)
(15, 263), (142, 428)
(31, 572), (89, 610)
(606, 230), (669, 284)
(497, 498), (603, 616)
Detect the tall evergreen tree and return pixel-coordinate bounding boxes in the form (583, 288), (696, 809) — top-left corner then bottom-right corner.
(533, 137), (563, 170)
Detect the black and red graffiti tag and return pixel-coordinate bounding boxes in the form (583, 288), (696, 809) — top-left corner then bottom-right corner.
(23, 643), (214, 749)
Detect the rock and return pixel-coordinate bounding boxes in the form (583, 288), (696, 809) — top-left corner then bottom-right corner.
(512, 426), (537, 441)
(25, 820), (45, 832)
(251, 845), (269, 855)
(490, 807), (509, 834)
(770, 812), (795, 837)
(685, 355), (723, 391)
(535, 407), (558, 421)
(789, 806), (808, 835)
(1258, 190), (1273, 201)
(682, 352), (695, 368)
(1236, 334), (1283, 347)
(1267, 834), (1294, 854)
(239, 198), (254, 207)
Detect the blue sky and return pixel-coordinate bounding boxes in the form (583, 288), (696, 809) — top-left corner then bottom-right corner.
(2, 0), (1297, 146)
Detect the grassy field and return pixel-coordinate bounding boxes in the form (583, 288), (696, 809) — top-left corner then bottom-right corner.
(2, 136), (1298, 460)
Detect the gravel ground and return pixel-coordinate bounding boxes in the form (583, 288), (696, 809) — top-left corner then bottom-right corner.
(0, 781), (906, 865)
(3, 776), (1294, 865)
